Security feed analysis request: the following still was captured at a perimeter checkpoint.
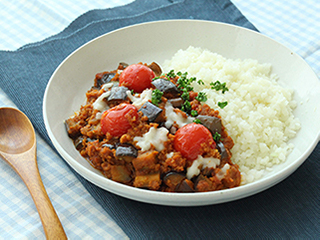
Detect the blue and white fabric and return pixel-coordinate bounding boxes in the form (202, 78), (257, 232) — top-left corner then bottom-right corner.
(0, 0), (319, 238)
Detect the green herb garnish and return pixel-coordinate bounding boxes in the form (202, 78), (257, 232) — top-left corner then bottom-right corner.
(151, 89), (163, 106)
(213, 132), (221, 142)
(152, 76), (160, 81)
(210, 81), (229, 93)
(191, 110), (199, 117)
(165, 70), (209, 115)
(197, 79), (205, 85)
(181, 90), (190, 101)
(195, 92), (207, 102)
(189, 77), (197, 83)
(166, 70), (176, 79)
(218, 101), (228, 109)
(193, 118), (201, 124)
(176, 72), (194, 92)
(181, 100), (191, 113)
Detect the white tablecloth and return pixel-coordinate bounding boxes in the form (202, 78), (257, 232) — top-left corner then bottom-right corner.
(0, 0), (319, 238)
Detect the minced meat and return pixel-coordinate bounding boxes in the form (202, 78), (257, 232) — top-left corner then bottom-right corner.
(65, 62), (241, 192)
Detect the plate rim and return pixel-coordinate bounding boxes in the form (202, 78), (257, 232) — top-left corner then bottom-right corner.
(43, 19), (320, 206)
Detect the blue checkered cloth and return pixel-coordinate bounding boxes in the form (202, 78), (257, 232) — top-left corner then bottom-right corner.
(233, 0), (320, 77)
(0, 0), (319, 239)
(0, 1), (131, 238)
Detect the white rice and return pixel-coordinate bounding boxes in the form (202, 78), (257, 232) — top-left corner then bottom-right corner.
(163, 46), (301, 184)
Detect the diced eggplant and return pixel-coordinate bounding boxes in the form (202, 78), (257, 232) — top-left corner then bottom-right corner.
(132, 151), (158, 174)
(107, 86), (128, 101)
(116, 144), (138, 162)
(133, 172), (161, 190)
(217, 142), (228, 160)
(64, 118), (81, 139)
(148, 62), (162, 77)
(132, 149), (161, 190)
(163, 172), (186, 189)
(74, 137), (96, 151)
(119, 62), (129, 69)
(176, 179), (194, 193)
(86, 138), (96, 142)
(197, 115), (222, 135)
(194, 174), (207, 185)
(64, 118), (75, 139)
(110, 165), (132, 183)
(152, 78), (180, 96)
(139, 101), (163, 122)
(168, 97), (184, 108)
(202, 167), (215, 177)
(132, 151), (161, 190)
(95, 72), (115, 88)
(74, 136), (85, 150)
(194, 174), (214, 192)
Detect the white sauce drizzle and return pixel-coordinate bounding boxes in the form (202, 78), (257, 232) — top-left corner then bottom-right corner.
(95, 112), (103, 120)
(186, 156), (220, 179)
(93, 91), (110, 112)
(92, 82), (114, 112)
(216, 163), (230, 180)
(126, 89), (152, 108)
(166, 152), (174, 158)
(134, 126), (169, 152)
(164, 102), (194, 128)
(101, 82), (114, 91)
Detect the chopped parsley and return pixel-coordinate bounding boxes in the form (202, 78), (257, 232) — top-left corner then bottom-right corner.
(166, 69), (176, 79)
(176, 71), (195, 92)
(218, 101), (228, 109)
(151, 89), (163, 106)
(193, 118), (201, 124)
(210, 80), (229, 93)
(195, 92), (207, 102)
(213, 132), (222, 142)
(181, 90), (190, 101)
(181, 100), (191, 113)
(190, 110), (199, 117)
(197, 79), (205, 85)
(164, 70), (217, 116)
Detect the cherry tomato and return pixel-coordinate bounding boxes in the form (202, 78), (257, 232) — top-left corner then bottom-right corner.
(173, 123), (216, 161)
(119, 64), (155, 93)
(101, 103), (138, 137)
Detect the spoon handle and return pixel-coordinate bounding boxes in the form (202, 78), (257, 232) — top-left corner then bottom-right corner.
(2, 145), (67, 239)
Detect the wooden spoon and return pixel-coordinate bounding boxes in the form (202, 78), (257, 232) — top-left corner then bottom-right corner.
(0, 107), (67, 239)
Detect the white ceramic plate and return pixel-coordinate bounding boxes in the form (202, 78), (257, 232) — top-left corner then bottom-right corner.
(43, 20), (320, 206)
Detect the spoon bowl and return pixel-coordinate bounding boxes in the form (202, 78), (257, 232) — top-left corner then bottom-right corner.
(0, 107), (67, 239)
(0, 107), (34, 154)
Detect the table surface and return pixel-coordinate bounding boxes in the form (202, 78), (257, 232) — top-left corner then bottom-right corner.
(0, 0), (319, 239)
